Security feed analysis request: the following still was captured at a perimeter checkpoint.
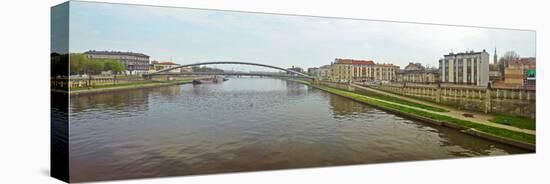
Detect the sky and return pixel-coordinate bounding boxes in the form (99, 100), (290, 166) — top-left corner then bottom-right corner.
(68, 1), (536, 72)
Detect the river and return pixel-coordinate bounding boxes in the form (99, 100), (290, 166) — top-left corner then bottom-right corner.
(68, 78), (529, 181)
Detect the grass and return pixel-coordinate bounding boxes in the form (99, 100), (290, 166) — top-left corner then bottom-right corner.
(112, 74), (144, 79)
(316, 85), (536, 144)
(349, 86), (448, 112)
(70, 79), (193, 92)
(490, 114), (536, 131)
(291, 80), (446, 112)
(71, 81), (154, 91)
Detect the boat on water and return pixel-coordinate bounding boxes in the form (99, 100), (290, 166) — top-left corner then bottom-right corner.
(192, 77), (228, 85)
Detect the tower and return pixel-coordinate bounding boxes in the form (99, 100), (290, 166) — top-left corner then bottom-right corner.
(493, 47), (498, 64)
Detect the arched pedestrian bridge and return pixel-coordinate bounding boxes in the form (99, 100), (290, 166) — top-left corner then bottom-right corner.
(144, 61), (314, 79)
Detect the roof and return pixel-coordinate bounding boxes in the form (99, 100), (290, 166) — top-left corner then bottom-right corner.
(507, 57), (536, 67)
(404, 62), (425, 71)
(335, 58), (375, 65)
(377, 63), (399, 67)
(85, 50), (149, 57)
(157, 61), (178, 65)
(443, 50), (487, 57)
(319, 65), (331, 69)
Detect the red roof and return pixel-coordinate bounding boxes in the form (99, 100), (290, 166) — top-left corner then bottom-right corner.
(335, 58), (375, 65)
(351, 60), (375, 65)
(158, 61), (177, 65)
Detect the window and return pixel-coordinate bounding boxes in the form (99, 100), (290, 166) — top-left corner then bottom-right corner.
(474, 58), (478, 83)
(453, 59), (457, 83)
(458, 59), (463, 83)
(445, 59), (449, 82)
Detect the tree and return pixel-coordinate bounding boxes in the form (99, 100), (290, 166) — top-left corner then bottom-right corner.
(500, 51), (520, 67)
(502, 51), (520, 61)
(85, 61), (104, 87)
(87, 61), (105, 75)
(69, 53), (89, 75)
(104, 59), (126, 83)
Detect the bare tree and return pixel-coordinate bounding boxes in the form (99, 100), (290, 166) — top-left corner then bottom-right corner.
(502, 51), (520, 61)
(500, 51), (520, 67)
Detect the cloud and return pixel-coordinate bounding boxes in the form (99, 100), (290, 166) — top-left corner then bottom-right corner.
(69, 1), (536, 70)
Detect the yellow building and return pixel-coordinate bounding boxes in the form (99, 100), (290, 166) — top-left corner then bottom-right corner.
(330, 61), (354, 82)
(330, 58), (398, 83)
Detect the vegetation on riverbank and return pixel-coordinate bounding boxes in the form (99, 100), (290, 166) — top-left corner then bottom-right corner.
(490, 114), (536, 131)
(70, 53), (125, 75)
(350, 86), (448, 112)
(70, 79), (194, 94)
(288, 79), (446, 112)
(71, 81), (156, 91)
(314, 84), (535, 145)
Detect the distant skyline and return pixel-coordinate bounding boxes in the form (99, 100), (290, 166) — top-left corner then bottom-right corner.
(69, 1), (536, 71)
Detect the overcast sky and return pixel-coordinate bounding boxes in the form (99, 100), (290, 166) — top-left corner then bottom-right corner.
(69, 1), (535, 71)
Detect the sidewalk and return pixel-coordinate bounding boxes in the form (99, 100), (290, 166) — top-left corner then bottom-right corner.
(350, 83), (535, 135)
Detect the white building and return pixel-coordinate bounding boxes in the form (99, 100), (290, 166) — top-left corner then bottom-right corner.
(85, 50), (150, 75)
(438, 50), (490, 86)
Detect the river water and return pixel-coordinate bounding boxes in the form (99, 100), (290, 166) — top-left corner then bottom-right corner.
(68, 78), (529, 181)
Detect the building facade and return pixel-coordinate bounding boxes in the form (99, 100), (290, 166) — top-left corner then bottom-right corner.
(397, 62), (439, 83)
(307, 67), (320, 76)
(149, 61), (181, 73)
(307, 65), (331, 80)
(330, 58), (398, 83)
(85, 50), (150, 74)
(438, 50), (490, 86)
(503, 57), (536, 88)
(318, 65), (331, 81)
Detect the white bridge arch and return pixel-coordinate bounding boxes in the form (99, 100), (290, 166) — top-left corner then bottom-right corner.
(145, 61), (313, 79)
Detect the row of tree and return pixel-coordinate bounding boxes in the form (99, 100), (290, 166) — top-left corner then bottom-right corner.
(69, 53), (126, 76)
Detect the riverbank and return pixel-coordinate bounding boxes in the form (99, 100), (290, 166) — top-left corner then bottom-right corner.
(296, 80), (535, 151)
(349, 83), (535, 134)
(69, 79), (195, 96)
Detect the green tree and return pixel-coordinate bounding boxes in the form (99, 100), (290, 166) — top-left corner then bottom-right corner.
(104, 59), (126, 83)
(104, 59), (125, 74)
(85, 60), (104, 86)
(69, 53), (89, 75)
(87, 61), (105, 75)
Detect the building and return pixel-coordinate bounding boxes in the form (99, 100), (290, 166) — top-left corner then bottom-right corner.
(149, 61), (181, 73)
(85, 50), (150, 74)
(373, 63), (399, 82)
(489, 64), (502, 81)
(329, 58), (399, 83)
(503, 57), (536, 88)
(397, 62), (439, 83)
(438, 50), (490, 86)
(287, 66), (304, 75)
(318, 65), (331, 81)
(330, 58), (373, 82)
(329, 60), (352, 82)
(307, 67), (320, 76)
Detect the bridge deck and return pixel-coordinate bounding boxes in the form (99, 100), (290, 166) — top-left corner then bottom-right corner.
(146, 72), (313, 79)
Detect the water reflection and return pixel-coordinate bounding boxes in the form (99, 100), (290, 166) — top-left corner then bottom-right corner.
(68, 78), (530, 182)
(70, 89), (151, 117)
(329, 94), (375, 118)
